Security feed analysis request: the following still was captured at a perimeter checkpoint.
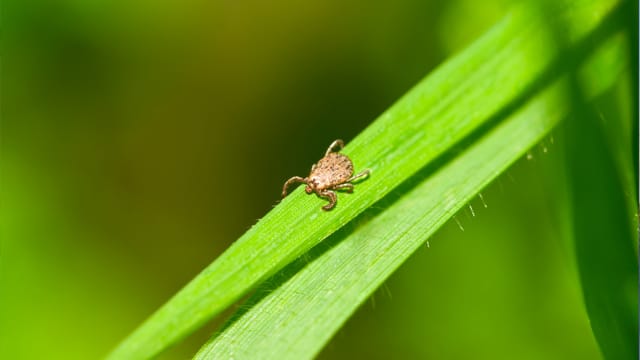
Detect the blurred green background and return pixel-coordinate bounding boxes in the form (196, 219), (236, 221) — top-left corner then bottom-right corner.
(2, 0), (634, 359)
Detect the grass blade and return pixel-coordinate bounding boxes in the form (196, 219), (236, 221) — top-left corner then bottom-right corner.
(563, 35), (638, 360)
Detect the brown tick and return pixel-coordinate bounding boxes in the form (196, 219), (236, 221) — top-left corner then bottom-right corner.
(282, 139), (370, 211)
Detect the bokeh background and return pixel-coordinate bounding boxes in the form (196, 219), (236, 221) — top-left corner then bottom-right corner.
(2, 0), (634, 359)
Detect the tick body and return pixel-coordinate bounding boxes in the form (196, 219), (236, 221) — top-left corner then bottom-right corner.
(282, 139), (370, 210)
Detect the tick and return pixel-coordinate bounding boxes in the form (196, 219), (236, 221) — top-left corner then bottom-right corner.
(282, 139), (370, 211)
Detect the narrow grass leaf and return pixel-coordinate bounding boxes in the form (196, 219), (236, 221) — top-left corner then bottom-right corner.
(562, 32), (638, 360)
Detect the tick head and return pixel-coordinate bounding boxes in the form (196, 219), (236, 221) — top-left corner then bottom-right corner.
(305, 184), (313, 194)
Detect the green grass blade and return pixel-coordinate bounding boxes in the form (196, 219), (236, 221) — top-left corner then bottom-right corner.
(565, 100), (638, 360)
(108, 0), (627, 358)
(563, 37), (638, 360)
(195, 34), (630, 359)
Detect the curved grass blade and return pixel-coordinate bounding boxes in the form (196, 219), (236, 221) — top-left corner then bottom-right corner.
(563, 35), (638, 360)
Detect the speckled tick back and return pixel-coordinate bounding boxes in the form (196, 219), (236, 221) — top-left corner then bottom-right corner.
(281, 139), (370, 210)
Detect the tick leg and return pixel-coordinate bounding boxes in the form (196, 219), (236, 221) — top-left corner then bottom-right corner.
(317, 190), (337, 210)
(325, 139), (345, 156)
(334, 183), (353, 193)
(282, 176), (307, 198)
(348, 169), (370, 183)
